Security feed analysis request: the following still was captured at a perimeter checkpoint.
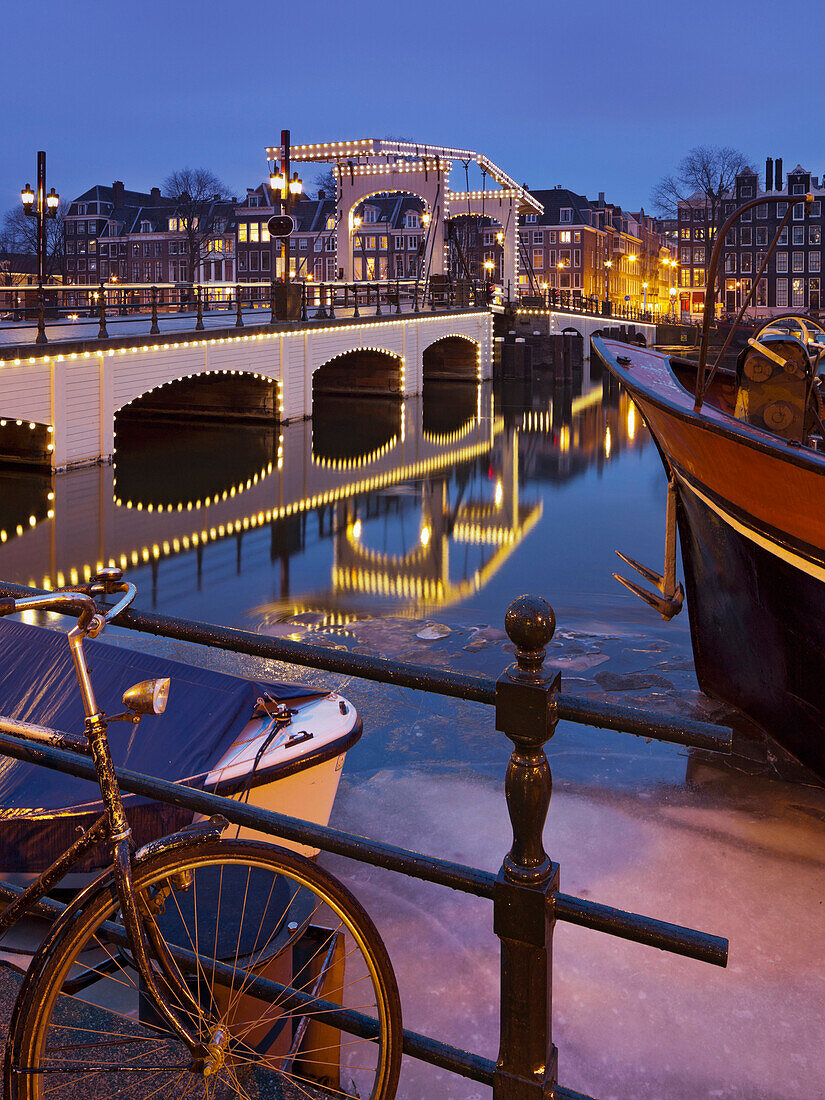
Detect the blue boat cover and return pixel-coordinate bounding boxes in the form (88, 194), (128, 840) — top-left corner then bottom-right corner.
(0, 619), (326, 871)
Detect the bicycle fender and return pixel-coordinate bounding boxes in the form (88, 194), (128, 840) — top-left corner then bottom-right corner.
(134, 814), (229, 864)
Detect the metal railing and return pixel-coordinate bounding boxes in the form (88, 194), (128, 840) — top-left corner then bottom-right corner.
(516, 287), (657, 324)
(0, 580), (731, 1098)
(0, 279), (493, 348)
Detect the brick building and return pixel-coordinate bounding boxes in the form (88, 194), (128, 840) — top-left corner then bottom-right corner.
(512, 188), (675, 312)
(63, 182), (235, 289)
(720, 159), (824, 316)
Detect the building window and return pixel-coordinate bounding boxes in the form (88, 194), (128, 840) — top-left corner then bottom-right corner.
(560, 208), (573, 222)
(693, 248), (705, 264)
(776, 252), (788, 272)
(725, 229), (736, 246)
(248, 222), (259, 242)
(315, 237), (324, 252)
(810, 226), (821, 245)
(741, 207), (752, 222)
(740, 186), (753, 199)
(778, 228), (789, 245)
(741, 253), (753, 273)
(724, 255), (736, 273)
(325, 237), (335, 251)
(792, 278), (805, 306)
(404, 212), (419, 229)
(810, 253), (821, 273)
(793, 252), (805, 272)
(326, 216), (335, 230)
(261, 251), (270, 270)
(777, 203), (788, 217)
(379, 236), (388, 251)
(573, 231), (581, 243)
(406, 235), (420, 250)
(680, 247), (691, 264)
(776, 279), (789, 307)
(756, 227), (768, 246)
(524, 214), (537, 224)
(793, 203), (805, 220)
(811, 201), (821, 217)
(401, 234), (411, 248)
(532, 249), (543, 268)
(548, 250), (556, 267)
(741, 228), (752, 246)
(757, 278), (768, 306)
(791, 183), (806, 195)
(573, 249), (581, 267)
(792, 226), (804, 245)
(811, 278), (821, 309)
(693, 268), (704, 286)
(238, 223), (248, 242)
(679, 208), (690, 220)
(693, 208), (705, 221)
(364, 207), (378, 224)
(548, 231), (556, 243)
(531, 231), (543, 243)
(559, 231), (571, 244)
(757, 204), (768, 219)
(249, 251), (259, 271)
(680, 268), (690, 287)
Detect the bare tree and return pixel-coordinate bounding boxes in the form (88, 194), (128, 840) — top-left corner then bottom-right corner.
(163, 168), (232, 285)
(1, 204), (65, 281)
(652, 145), (752, 240)
(312, 168), (336, 199)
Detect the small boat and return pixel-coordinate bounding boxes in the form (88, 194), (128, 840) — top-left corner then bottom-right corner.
(0, 617), (361, 880)
(593, 276), (825, 776)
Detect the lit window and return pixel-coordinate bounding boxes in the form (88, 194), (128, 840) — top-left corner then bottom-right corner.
(532, 249), (543, 268)
(238, 223), (247, 242)
(559, 231), (571, 244)
(326, 216), (335, 230)
(249, 223), (260, 242)
(793, 252), (805, 272)
(776, 252), (788, 272)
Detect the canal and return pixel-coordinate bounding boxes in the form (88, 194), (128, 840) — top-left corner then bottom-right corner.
(0, 358), (822, 1097)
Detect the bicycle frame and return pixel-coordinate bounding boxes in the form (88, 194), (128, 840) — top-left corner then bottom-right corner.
(0, 574), (214, 1066)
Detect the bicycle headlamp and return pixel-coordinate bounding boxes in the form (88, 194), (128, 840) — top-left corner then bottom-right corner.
(122, 677), (171, 716)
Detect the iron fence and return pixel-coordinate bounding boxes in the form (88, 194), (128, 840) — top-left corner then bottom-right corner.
(0, 580), (731, 1098)
(515, 287), (658, 324)
(0, 278), (493, 347)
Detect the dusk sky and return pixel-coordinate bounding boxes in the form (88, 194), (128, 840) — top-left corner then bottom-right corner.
(3, 0), (822, 215)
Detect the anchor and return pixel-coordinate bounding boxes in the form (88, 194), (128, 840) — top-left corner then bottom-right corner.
(613, 475), (684, 620)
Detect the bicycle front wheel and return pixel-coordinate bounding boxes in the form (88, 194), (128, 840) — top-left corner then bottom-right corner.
(8, 839), (401, 1099)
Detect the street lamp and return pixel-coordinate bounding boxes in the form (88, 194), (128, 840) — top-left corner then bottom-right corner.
(21, 151), (59, 284)
(267, 129), (302, 283)
(669, 287), (677, 320)
(642, 281), (648, 311)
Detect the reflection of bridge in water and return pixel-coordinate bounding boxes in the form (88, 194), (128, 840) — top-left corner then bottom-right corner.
(0, 388), (502, 594)
(0, 362), (645, 621)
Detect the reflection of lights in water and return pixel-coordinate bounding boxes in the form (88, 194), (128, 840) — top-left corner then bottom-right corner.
(605, 427), (612, 458)
(495, 479), (503, 508)
(627, 403), (636, 442)
(559, 426), (570, 452)
(352, 519), (362, 540)
(420, 524), (431, 547)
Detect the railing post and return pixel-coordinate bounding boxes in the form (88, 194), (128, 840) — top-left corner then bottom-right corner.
(269, 277), (276, 325)
(316, 282), (328, 319)
(353, 283), (360, 319)
(97, 282), (108, 339)
(493, 594), (560, 1099)
(235, 283), (244, 328)
(395, 279), (401, 314)
(195, 284), (204, 330)
(35, 284), (47, 344)
(413, 281), (419, 313)
(328, 283), (336, 319)
(150, 285), (160, 334)
(375, 283), (382, 317)
(300, 282), (308, 322)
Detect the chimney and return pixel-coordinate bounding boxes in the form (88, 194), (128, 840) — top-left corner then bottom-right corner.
(318, 189), (325, 201)
(150, 186), (161, 202)
(112, 180), (125, 207)
(765, 157), (774, 192)
(775, 157), (783, 192)
(598, 191), (605, 203)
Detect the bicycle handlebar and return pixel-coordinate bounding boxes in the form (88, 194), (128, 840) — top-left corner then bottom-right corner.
(0, 578), (137, 633)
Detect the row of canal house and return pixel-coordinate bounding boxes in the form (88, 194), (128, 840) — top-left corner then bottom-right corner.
(59, 176), (675, 311)
(673, 158), (825, 318)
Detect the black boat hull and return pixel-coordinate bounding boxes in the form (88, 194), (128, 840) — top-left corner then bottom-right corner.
(676, 471), (825, 775)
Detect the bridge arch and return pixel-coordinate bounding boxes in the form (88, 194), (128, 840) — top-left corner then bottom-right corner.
(422, 334), (480, 383)
(312, 347), (404, 403)
(114, 368), (283, 424)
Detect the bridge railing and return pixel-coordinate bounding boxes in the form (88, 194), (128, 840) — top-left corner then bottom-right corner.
(0, 278), (494, 347)
(0, 579), (732, 1099)
(515, 286), (659, 324)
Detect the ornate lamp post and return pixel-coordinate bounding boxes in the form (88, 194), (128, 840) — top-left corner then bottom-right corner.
(21, 151), (59, 285)
(268, 130), (303, 284)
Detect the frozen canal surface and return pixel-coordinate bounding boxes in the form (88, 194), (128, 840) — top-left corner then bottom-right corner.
(0, 370), (822, 1097)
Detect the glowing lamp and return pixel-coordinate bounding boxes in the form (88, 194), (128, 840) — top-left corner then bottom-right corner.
(21, 184), (34, 209)
(46, 187), (59, 212)
(289, 172), (303, 196)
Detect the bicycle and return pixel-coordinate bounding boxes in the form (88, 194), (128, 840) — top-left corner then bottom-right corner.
(0, 569), (402, 1098)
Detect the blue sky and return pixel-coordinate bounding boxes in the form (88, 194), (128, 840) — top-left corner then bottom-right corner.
(2, 0), (821, 216)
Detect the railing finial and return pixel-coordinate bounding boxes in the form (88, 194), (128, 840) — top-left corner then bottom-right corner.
(504, 593), (555, 682)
